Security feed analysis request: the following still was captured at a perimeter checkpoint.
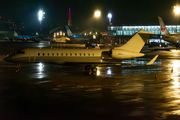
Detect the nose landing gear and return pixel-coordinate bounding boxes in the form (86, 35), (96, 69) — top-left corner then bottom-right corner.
(84, 65), (97, 74)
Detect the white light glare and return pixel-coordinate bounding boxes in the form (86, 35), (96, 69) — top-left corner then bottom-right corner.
(38, 10), (43, 21)
(174, 6), (180, 15)
(108, 13), (112, 19)
(94, 10), (101, 17)
(38, 63), (43, 72)
(107, 69), (112, 75)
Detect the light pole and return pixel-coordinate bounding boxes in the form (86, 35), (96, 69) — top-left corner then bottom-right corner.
(107, 13), (112, 25)
(38, 10), (45, 36)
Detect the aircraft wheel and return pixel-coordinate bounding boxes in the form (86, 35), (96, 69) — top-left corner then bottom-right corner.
(89, 70), (92, 74)
(92, 67), (97, 72)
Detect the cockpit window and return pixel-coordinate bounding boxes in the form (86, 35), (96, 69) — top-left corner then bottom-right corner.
(17, 51), (25, 54)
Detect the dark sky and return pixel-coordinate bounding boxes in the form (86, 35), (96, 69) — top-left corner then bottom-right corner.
(0, 0), (179, 33)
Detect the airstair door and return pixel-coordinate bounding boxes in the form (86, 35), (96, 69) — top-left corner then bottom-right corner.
(29, 50), (35, 62)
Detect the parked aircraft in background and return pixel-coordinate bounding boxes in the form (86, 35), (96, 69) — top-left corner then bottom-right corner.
(65, 26), (92, 41)
(12, 31), (40, 43)
(4, 30), (157, 74)
(158, 17), (180, 46)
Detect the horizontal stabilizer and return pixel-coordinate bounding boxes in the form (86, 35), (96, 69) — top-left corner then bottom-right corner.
(146, 55), (159, 65)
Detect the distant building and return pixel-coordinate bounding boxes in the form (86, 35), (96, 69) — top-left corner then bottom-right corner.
(107, 25), (180, 44)
(49, 26), (66, 39)
(107, 25), (179, 36)
(0, 19), (25, 39)
(8, 21), (25, 32)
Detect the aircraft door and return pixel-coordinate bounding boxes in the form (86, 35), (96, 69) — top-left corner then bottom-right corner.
(29, 50), (35, 62)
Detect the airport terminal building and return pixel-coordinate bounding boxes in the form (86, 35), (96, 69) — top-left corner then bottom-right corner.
(106, 25), (180, 44)
(107, 25), (180, 36)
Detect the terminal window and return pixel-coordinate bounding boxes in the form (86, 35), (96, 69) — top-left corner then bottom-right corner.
(57, 53), (59, 56)
(84, 53), (85, 56)
(38, 53), (40, 56)
(52, 53), (54, 56)
(79, 53), (81, 56)
(75, 53), (77, 56)
(47, 53), (49, 56)
(66, 53), (68, 56)
(61, 53), (63, 56)
(70, 53), (72, 56)
(88, 53), (90, 56)
(43, 53), (45, 56)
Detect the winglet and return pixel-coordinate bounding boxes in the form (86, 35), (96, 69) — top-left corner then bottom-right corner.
(13, 31), (18, 37)
(146, 55), (159, 65)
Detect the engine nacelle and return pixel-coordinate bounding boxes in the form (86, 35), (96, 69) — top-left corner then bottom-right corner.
(111, 49), (145, 59)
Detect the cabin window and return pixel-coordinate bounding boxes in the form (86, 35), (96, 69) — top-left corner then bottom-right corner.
(52, 53), (54, 56)
(57, 53), (59, 56)
(47, 53), (49, 56)
(70, 53), (72, 56)
(84, 53), (85, 56)
(92, 53), (94, 56)
(88, 53), (90, 56)
(75, 53), (77, 56)
(61, 53), (63, 56)
(79, 53), (81, 56)
(38, 53), (40, 56)
(43, 53), (45, 56)
(66, 53), (68, 56)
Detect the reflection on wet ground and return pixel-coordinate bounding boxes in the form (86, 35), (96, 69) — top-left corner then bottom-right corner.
(1, 42), (180, 119)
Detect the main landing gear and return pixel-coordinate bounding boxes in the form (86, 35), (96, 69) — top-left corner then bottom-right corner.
(16, 63), (21, 72)
(84, 65), (97, 74)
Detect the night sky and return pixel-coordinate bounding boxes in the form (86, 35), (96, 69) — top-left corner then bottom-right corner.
(0, 0), (179, 33)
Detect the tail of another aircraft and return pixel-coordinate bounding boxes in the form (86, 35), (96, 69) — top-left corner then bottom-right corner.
(65, 26), (73, 36)
(158, 16), (170, 35)
(13, 31), (18, 37)
(114, 30), (154, 53)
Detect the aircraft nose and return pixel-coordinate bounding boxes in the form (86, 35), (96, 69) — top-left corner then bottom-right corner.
(3, 55), (12, 62)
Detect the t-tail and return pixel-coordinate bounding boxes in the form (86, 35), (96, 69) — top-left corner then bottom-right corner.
(65, 26), (73, 36)
(13, 31), (18, 37)
(158, 16), (170, 35)
(111, 30), (154, 59)
(114, 30), (154, 53)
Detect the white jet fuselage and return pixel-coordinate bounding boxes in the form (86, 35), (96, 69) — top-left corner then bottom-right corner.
(5, 48), (144, 64)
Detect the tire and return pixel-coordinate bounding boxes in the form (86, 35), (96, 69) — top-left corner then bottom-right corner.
(92, 67), (97, 72)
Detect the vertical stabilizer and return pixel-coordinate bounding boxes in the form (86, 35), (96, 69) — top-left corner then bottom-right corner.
(65, 26), (73, 36)
(114, 30), (154, 53)
(158, 16), (170, 35)
(13, 31), (18, 37)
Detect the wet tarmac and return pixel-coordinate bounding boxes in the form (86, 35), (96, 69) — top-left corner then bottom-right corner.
(0, 42), (180, 119)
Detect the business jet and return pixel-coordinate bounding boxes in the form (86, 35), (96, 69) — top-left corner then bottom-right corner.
(158, 16), (180, 46)
(4, 30), (158, 73)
